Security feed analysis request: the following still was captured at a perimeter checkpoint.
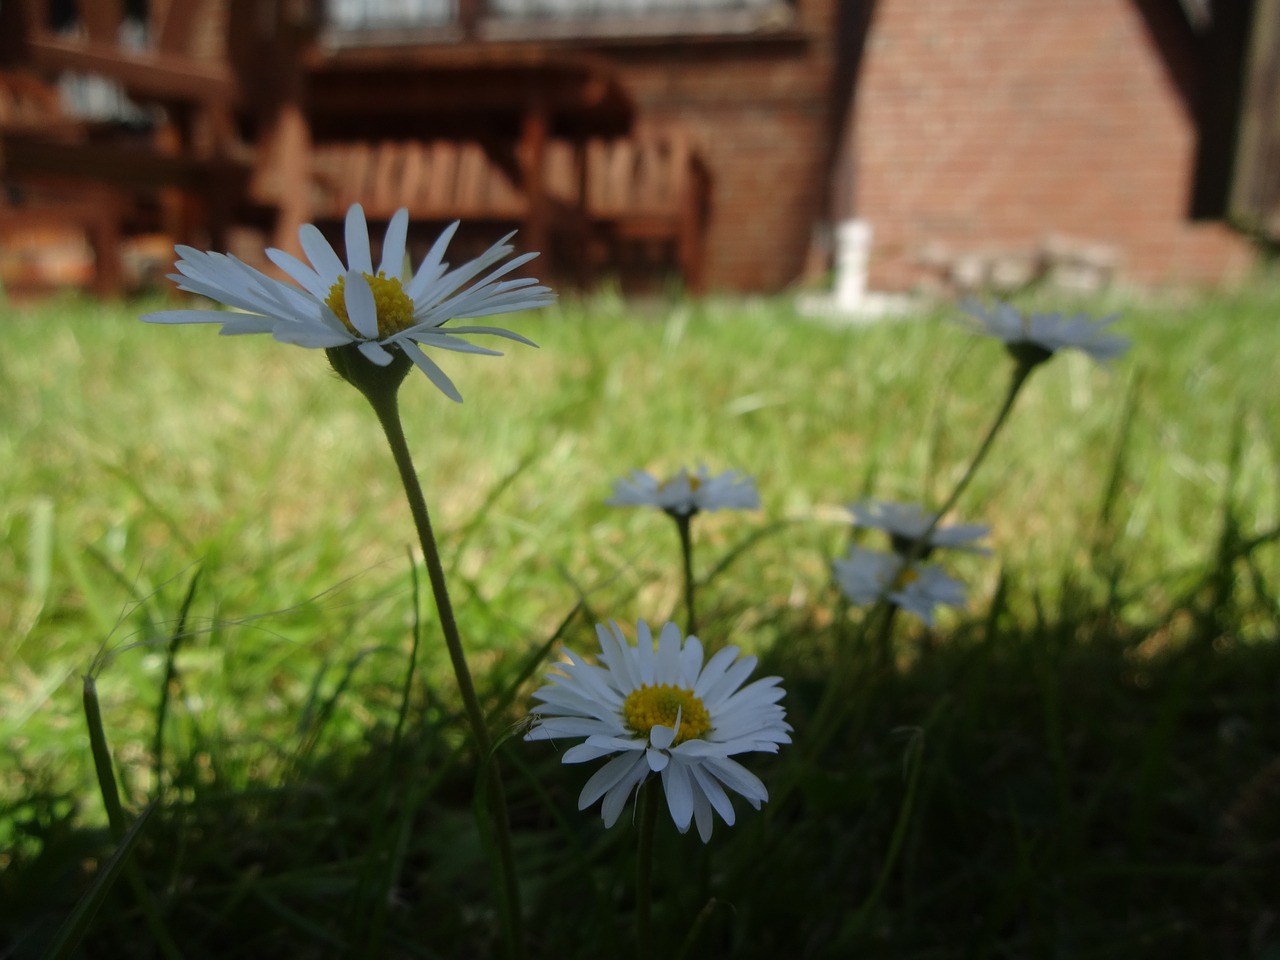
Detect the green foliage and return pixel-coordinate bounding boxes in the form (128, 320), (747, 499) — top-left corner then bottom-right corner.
(1, 284), (1278, 958)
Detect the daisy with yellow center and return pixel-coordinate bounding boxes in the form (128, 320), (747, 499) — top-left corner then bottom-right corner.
(525, 620), (790, 842)
(848, 499), (991, 560)
(833, 546), (967, 626)
(623, 683), (712, 745)
(607, 466), (759, 517)
(142, 203), (555, 402)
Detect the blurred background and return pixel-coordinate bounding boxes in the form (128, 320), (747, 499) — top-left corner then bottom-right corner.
(1, 0), (1274, 305)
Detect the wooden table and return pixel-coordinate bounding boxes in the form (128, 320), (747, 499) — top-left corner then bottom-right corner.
(278, 43), (636, 261)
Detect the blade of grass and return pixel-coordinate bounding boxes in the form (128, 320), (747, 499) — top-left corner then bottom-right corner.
(83, 673), (183, 960)
(42, 803), (157, 960)
(152, 567), (202, 797)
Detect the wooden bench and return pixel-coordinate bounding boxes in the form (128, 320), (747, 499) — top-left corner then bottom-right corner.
(307, 128), (710, 292)
(585, 130), (710, 293)
(0, 0), (305, 293)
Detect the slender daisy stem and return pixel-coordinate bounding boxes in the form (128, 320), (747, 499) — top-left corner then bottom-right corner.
(917, 360), (1034, 550)
(866, 360), (1032, 669)
(870, 600), (901, 669)
(790, 361), (1035, 810)
(362, 385), (524, 960)
(636, 780), (661, 960)
(673, 513), (697, 636)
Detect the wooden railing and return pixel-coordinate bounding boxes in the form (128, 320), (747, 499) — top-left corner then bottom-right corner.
(323, 0), (792, 42)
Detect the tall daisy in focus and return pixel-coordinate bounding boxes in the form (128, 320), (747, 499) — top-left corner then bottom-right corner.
(144, 204), (553, 402)
(607, 466), (759, 633)
(139, 204), (550, 956)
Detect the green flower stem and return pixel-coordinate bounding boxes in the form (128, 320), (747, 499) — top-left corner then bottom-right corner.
(786, 361), (1035, 811)
(673, 513), (697, 636)
(363, 386), (524, 960)
(636, 780), (661, 960)
(916, 360), (1034, 551)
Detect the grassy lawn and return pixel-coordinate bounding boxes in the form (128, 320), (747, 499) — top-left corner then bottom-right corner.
(1, 282), (1278, 958)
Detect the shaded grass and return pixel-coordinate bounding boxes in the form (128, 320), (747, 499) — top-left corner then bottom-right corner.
(1, 282), (1279, 957)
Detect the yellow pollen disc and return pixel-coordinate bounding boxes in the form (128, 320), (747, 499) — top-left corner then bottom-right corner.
(623, 684), (711, 745)
(325, 272), (415, 338)
(659, 474), (700, 493)
(891, 566), (921, 591)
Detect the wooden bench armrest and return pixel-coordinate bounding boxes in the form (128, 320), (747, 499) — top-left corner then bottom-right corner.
(27, 38), (237, 107)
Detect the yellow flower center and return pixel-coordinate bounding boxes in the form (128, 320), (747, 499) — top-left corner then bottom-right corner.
(325, 272), (415, 338)
(659, 474), (700, 493)
(891, 565), (921, 591)
(622, 683), (711, 745)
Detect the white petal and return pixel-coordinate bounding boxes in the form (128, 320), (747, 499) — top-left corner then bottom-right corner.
(661, 761), (694, 832)
(297, 224), (344, 282)
(524, 717), (615, 741)
(635, 620), (656, 685)
(142, 309), (242, 325)
(562, 738), (639, 764)
(399, 340), (463, 403)
(357, 339), (395, 366)
(404, 332), (503, 356)
(700, 655), (758, 709)
(379, 208), (409, 278)
(406, 220), (460, 302)
(600, 761), (650, 827)
(649, 721), (677, 751)
(344, 204), (373, 274)
(678, 635), (705, 688)
(579, 753), (644, 810)
(343, 271), (379, 339)
(217, 316), (277, 335)
(266, 247), (328, 301)
(691, 782), (714, 842)
(421, 323), (538, 347)
(703, 757), (768, 806)
(690, 763), (736, 828)
(693, 646), (742, 699)
(271, 322), (351, 348)
(655, 622), (683, 683)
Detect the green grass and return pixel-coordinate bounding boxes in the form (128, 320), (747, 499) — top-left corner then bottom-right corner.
(1, 282), (1278, 958)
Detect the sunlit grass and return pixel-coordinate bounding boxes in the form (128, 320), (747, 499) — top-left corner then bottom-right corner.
(2, 281), (1278, 958)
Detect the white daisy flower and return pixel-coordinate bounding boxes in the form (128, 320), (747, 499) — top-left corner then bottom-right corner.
(849, 499), (991, 558)
(961, 299), (1129, 367)
(141, 204), (555, 401)
(607, 467), (760, 517)
(833, 546), (967, 626)
(525, 620), (790, 842)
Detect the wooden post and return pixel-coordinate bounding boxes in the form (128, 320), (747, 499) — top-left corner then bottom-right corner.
(521, 92), (550, 262)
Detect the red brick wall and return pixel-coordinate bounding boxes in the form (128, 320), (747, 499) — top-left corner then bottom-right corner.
(844, 0), (1254, 291)
(576, 2), (840, 292)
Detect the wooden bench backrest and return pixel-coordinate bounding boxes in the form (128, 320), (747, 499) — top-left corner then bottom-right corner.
(311, 131), (705, 222)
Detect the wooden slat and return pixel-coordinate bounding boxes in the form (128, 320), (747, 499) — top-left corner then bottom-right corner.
(425, 140), (458, 210)
(455, 143), (485, 211)
(370, 140), (402, 214)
